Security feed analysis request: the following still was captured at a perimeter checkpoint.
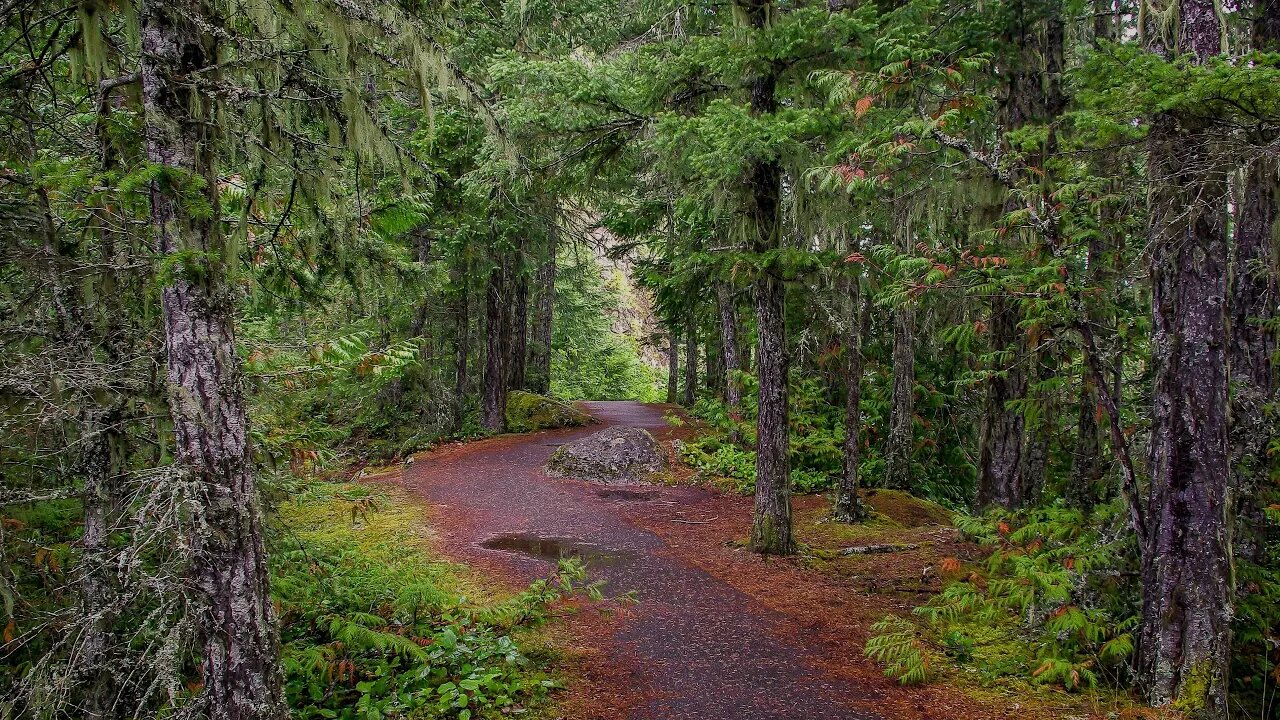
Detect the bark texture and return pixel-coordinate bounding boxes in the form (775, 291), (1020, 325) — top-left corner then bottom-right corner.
(1137, 4), (1231, 715)
(683, 314), (698, 406)
(481, 260), (508, 432)
(741, 0), (793, 555)
(716, 283), (744, 422)
(883, 300), (915, 491)
(1228, 0), (1280, 561)
(1068, 209), (1109, 508)
(884, 206), (915, 492)
(509, 270), (530, 391)
(451, 266), (469, 434)
(833, 277), (869, 522)
(528, 235), (556, 395)
(976, 296), (1028, 509)
(142, 0), (286, 714)
(667, 330), (680, 404)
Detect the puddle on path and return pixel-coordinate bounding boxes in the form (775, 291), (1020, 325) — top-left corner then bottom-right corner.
(480, 533), (627, 568)
(596, 488), (660, 501)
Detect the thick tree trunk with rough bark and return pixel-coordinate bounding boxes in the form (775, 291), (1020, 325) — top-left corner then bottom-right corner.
(742, 0), (792, 555)
(1137, 4), (1232, 715)
(976, 296), (1028, 509)
(1229, 0), (1280, 561)
(683, 315), (698, 405)
(974, 7), (1044, 510)
(528, 236), (556, 394)
(141, 0), (286, 715)
(833, 276), (869, 522)
(481, 261), (508, 432)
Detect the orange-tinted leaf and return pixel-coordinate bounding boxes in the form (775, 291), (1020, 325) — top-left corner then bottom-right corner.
(855, 95), (874, 118)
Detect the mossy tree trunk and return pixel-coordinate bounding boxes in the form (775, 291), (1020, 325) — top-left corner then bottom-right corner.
(141, 0), (286, 715)
(1228, 0), (1279, 562)
(1137, 2), (1232, 714)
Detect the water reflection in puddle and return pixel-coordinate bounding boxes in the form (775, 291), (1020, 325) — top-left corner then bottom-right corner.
(480, 533), (626, 568)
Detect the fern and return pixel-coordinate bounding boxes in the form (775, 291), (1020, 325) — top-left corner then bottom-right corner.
(865, 617), (931, 684)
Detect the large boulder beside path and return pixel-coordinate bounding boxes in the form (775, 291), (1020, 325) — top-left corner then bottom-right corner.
(545, 426), (668, 484)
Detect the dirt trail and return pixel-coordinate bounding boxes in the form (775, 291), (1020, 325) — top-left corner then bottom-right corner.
(401, 401), (880, 720)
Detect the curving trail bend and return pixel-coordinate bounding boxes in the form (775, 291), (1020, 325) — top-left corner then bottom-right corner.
(401, 400), (881, 720)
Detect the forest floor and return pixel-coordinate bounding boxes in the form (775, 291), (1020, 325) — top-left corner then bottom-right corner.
(387, 401), (1147, 720)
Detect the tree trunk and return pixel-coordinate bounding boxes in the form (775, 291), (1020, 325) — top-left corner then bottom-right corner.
(528, 233), (556, 394)
(884, 300), (915, 491)
(717, 283), (744, 427)
(481, 260), (508, 432)
(667, 329), (680, 404)
(509, 270), (529, 391)
(1137, 3), (1231, 715)
(1228, 0), (1279, 562)
(683, 314), (698, 405)
(976, 296), (1028, 509)
(742, 0), (792, 555)
(706, 332), (724, 396)
(141, 0), (286, 714)
(1019, 346), (1054, 505)
(833, 276), (870, 522)
(451, 267), (469, 434)
(1068, 213), (1108, 508)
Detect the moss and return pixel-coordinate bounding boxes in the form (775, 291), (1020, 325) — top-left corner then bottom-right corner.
(504, 390), (592, 433)
(864, 489), (955, 528)
(277, 482), (492, 602)
(1172, 659), (1217, 716)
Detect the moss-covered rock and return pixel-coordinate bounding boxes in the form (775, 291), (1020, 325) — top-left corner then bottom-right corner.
(545, 426), (667, 484)
(504, 390), (592, 433)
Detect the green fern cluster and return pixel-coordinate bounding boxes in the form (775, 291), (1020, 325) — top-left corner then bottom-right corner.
(866, 501), (1140, 691)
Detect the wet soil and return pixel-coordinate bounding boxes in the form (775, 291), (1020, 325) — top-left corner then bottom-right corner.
(398, 401), (1084, 720)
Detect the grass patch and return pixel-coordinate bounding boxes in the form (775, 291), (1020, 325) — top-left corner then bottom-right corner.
(272, 482), (591, 720)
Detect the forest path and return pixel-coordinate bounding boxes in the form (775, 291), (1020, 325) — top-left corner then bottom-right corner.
(399, 401), (882, 720)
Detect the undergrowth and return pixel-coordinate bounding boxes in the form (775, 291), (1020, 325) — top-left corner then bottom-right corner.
(272, 483), (599, 720)
(864, 501), (1140, 693)
(674, 372), (968, 502)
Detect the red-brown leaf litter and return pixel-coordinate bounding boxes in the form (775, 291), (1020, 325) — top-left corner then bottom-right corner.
(396, 401), (1123, 720)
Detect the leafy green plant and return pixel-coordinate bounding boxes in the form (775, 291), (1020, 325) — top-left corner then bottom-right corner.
(866, 501), (1140, 692)
(273, 484), (600, 720)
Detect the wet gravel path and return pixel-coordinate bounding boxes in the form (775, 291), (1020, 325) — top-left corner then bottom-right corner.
(401, 401), (881, 720)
